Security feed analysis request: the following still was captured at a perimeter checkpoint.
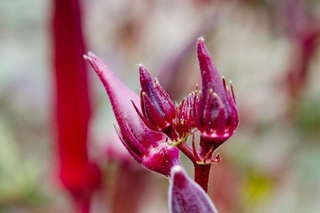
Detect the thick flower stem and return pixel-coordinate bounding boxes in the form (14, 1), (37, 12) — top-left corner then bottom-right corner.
(193, 162), (212, 193)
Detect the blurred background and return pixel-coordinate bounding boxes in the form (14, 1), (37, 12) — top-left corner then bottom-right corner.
(0, 0), (320, 212)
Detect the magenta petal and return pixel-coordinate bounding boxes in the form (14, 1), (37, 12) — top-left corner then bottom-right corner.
(84, 52), (139, 119)
(197, 37), (228, 103)
(84, 53), (165, 154)
(169, 165), (218, 213)
(84, 53), (182, 176)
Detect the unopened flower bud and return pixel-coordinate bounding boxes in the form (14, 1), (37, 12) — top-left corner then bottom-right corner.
(137, 65), (176, 132)
(195, 37), (238, 154)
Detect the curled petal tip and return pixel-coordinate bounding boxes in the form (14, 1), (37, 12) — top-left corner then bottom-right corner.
(212, 153), (221, 164)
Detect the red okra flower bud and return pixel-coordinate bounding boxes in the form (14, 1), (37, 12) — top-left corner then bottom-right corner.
(195, 37), (238, 150)
(137, 65), (176, 132)
(84, 53), (180, 176)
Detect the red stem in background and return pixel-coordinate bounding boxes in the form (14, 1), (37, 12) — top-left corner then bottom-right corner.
(277, 0), (320, 115)
(286, 29), (319, 102)
(52, 0), (101, 212)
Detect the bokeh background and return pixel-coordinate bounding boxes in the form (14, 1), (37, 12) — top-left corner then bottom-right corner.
(0, 0), (320, 212)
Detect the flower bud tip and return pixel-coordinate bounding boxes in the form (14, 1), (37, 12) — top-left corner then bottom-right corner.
(197, 36), (205, 42)
(171, 165), (183, 174)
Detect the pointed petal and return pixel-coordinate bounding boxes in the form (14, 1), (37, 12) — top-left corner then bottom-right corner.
(141, 92), (168, 130)
(197, 37), (227, 103)
(139, 65), (176, 131)
(84, 53), (165, 151)
(169, 165), (218, 213)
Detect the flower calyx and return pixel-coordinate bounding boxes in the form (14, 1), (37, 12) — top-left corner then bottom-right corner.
(195, 37), (238, 156)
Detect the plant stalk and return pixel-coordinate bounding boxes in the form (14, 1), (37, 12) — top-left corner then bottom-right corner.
(193, 162), (212, 193)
